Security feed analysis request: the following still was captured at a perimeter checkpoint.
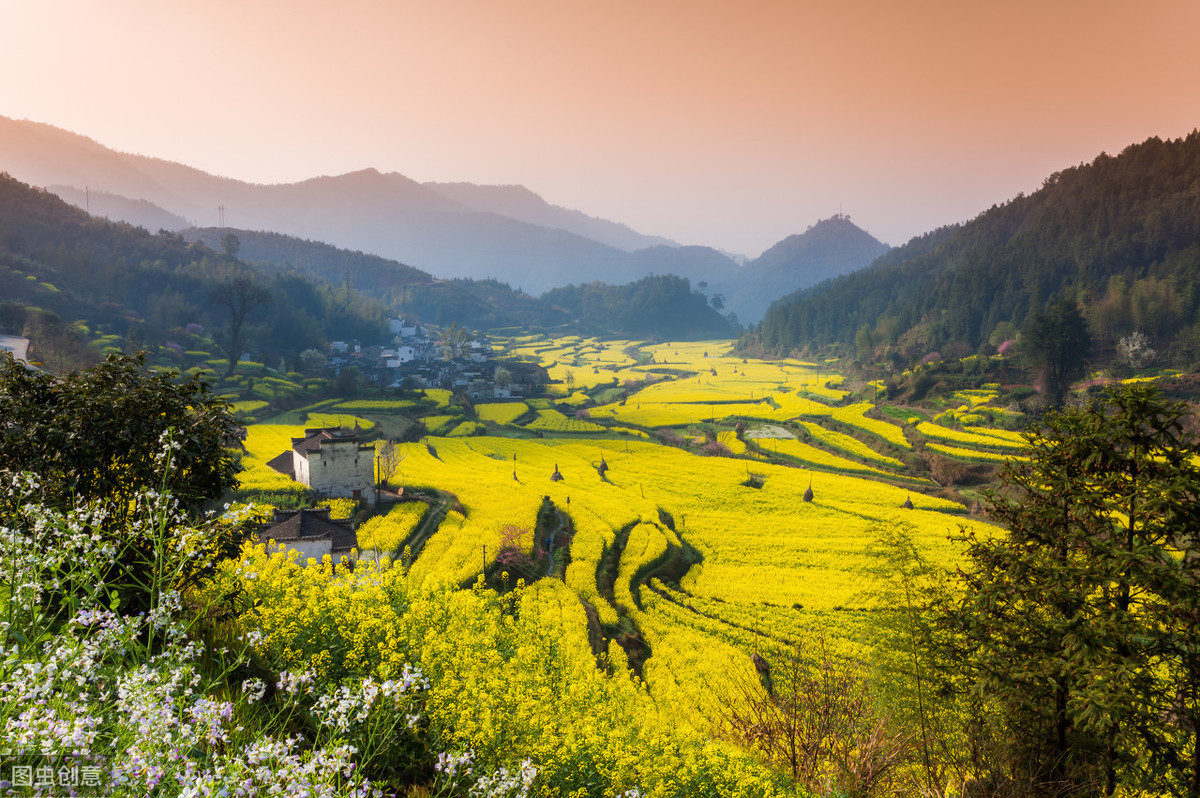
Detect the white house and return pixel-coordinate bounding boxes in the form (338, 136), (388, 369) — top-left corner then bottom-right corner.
(390, 318), (419, 339)
(255, 507), (358, 565)
(267, 427), (375, 500)
(383, 345), (417, 368)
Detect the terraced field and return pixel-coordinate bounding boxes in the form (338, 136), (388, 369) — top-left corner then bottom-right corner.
(238, 333), (1031, 739)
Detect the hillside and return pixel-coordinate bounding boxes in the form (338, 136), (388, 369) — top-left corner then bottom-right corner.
(753, 133), (1200, 368)
(185, 227), (570, 329)
(541, 274), (736, 339)
(0, 115), (739, 294)
(716, 215), (890, 323)
(0, 173), (388, 371)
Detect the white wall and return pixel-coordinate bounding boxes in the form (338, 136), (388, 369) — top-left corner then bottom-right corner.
(285, 537), (333, 564)
(305, 440), (374, 499)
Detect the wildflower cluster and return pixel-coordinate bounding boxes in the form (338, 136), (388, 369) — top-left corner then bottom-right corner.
(0, 474), (421, 797)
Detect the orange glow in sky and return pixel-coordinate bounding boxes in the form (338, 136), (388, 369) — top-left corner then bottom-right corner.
(2, 0), (1198, 255)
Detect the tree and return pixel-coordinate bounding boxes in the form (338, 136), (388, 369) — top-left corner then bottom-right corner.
(1117, 330), (1156, 370)
(209, 276), (272, 376)
(375, 440), (405, 488)
(855, 324), (875, 362)
(1022, 298), (1091, 406)
(438, 321), (473, 360)
(220, 232), (240, 258)
(300, 347), (327, 372)
(0, 352), (242, 612)
(492, 365), (512, 390)
(725, 634), (908, 795)
(334, 364), (365, 396)
(0, 352), (239, 515)
(940, 384), (1200, 796)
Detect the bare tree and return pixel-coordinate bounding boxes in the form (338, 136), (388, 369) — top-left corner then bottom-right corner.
(375, 440), (405, 487)
(209, 277), (271, 376)
(724, 636), (909, 797)
(438, 322), (474, 360)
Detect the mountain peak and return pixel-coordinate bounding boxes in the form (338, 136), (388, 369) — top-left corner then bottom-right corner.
(715, 216), (890, 323)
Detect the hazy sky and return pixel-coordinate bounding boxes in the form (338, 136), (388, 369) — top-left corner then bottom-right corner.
(2, 0), (1198, 256)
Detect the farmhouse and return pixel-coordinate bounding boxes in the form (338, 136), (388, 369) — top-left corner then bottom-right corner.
(267, 427), (375, 500)
(255, 507), (358, 564)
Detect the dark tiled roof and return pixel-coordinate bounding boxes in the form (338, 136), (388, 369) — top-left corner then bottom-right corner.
(266, 450), (294, 475)
(258, 508), (358, 552)
(291, 427), (359, 455)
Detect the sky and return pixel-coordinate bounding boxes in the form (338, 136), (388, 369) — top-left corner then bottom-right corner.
(2, 0), (1198, 256)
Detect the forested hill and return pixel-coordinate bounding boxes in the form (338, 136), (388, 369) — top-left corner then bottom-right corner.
(542, 275), (736, 340)
(185, 227), (569, 329)
(0, 173), (391, 371)
(751, 133), (1200, 367)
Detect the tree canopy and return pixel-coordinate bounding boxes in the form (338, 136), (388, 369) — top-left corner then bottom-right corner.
(1021, 297), (1091, 406)
(937, 384), (1200, 796)
(0, 351), (239, 517)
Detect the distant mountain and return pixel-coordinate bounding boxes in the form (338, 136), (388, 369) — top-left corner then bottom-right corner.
(753, 133), (1200, 366)
(0, 116), (739, 294)
(185, 227), (570, 329)
(425, 182), (677, 251)
(50, 186), (188, 231)
(714, 215), (890, 324)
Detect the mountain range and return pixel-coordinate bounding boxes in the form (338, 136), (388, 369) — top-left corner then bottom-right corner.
(754, 132), (1200, 368)
(0, 115), (885, 317)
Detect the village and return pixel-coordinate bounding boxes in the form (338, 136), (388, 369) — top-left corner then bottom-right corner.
(323, 318), (546, 402)
(252, 318), (551, 565)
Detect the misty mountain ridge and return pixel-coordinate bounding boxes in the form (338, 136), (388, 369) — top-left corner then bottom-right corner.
(424, 182), (678, 252)
(0, 116), (698, 293)
(0, 115), (888, 300)
(715, 215), (890, 323)
(49, 185), (189, 231)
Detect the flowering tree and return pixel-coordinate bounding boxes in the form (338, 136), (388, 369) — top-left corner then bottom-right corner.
(1117, 330), (1156, 370)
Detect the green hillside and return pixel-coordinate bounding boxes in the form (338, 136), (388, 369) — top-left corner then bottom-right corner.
(752, 133), (1200, 369)
(0, 173), (387, 372)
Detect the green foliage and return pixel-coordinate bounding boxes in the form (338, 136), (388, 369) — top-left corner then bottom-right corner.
(0, 352), (242, 613)
(543, 274), (735, 339)
(1021, 298), (1091, 406)
(934, 384), (1200, 795)
(0, 173), (389, 374)
(0, 352), (238, 516)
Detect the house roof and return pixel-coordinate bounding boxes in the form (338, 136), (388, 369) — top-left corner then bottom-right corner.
(258, 508), (358, 552)
(266, 450), (294, 475)
(291, 427), (362, 455)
